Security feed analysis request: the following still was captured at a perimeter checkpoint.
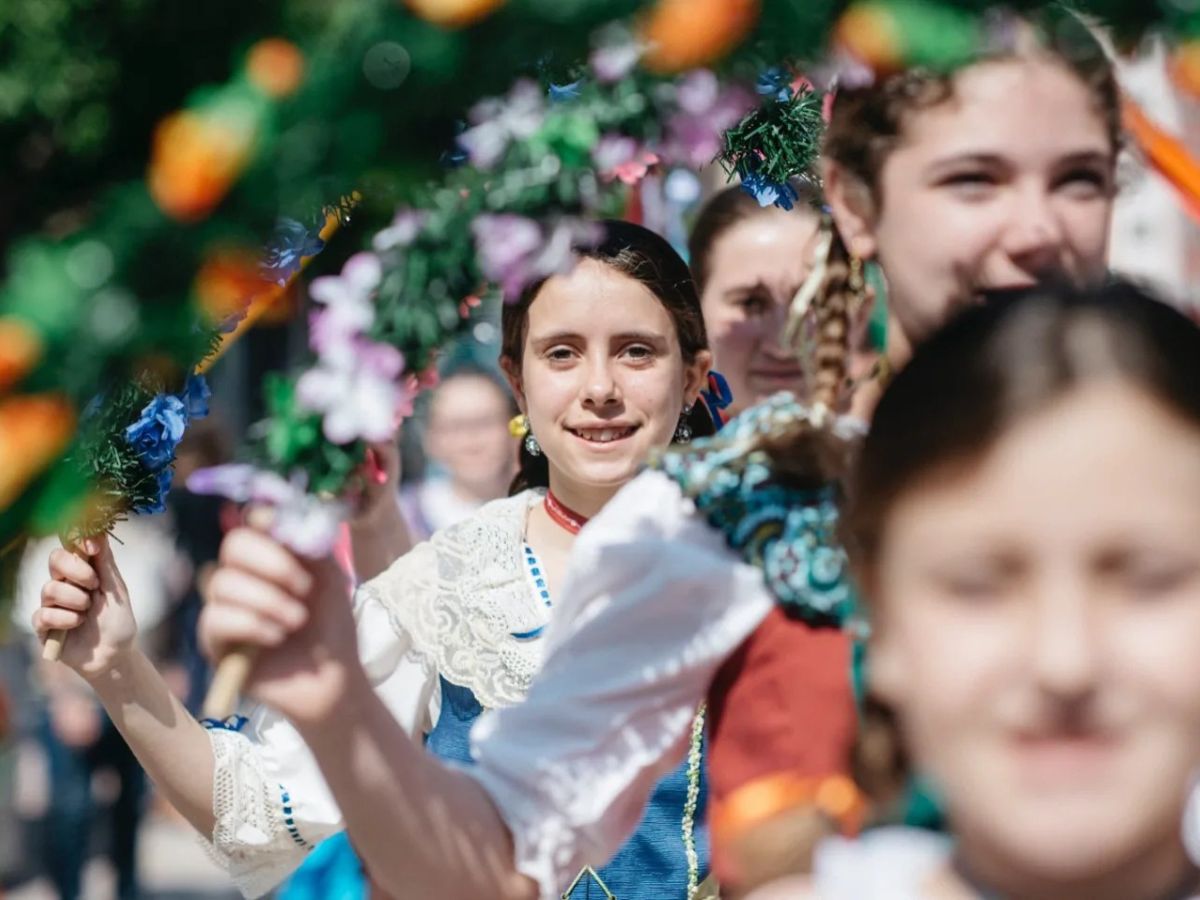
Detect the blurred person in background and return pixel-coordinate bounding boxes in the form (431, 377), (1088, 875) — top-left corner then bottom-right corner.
(399, 363), (518, 541)
(14, 516), (189, 900)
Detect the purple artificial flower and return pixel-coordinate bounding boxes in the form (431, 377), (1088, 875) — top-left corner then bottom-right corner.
(590, 40), (641, 83)
(307, 252), (381, 357)
(179, 373), (211, 421)
(261, 218), (326, 286)
(592, 135), (659, 185)
(372, 209), (427, 252)
(125, 394), (187, 472)
(471, 214), (544, 301)
(271, 490), (346, 558)
(134, 468), (174, 516)
(296, 338), (408, 444)
(661, 73), (755, 169)
(472, 215), (604, 301)
(592, 134), (638, 173)
(187, 465), (346, 557)
(186, 464), (263, 503)
(458, 79), (546, 170)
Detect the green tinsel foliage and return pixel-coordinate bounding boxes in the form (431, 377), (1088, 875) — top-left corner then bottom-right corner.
(718, 84), (825, 188)
(259, 374), (367, 497)
(67, 380), (167, 535)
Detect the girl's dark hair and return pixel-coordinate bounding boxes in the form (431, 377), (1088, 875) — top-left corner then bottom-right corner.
(500, 219), (714, 495)
(687, 181), (824, 295)
(843, 278), (1200, 807)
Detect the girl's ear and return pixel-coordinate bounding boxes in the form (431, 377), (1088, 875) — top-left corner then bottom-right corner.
(683, 349), (713, 408)
(500, 356), (526, 414)
(822, 159), (879, 261)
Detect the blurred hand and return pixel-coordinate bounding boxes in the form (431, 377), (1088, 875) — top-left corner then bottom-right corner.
(200, 522), (362, 727)
(35, 536), (138, 681)
(351, 440), (402, 529)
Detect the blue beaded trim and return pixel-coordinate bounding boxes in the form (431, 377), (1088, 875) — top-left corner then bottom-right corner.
(279, 786), (312, 849)
(511, 543), (553, 641)
(199, 715), (249, 732)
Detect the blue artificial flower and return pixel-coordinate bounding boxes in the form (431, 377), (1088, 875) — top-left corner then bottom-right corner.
(134, 467), (174, 515)
(125, 394), (187, 472)
(756, 67), (793, 102)
(179, 373), (211, 421)
(261, 218), (326, 286)
(739, 171), (799, 211)
(548, 79), (583, 103)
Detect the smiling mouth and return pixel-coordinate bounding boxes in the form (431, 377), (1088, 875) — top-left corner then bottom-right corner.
(566, 425), (638, 444)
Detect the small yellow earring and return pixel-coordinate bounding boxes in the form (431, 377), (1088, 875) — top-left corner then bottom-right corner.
(508, 414), (529, 438)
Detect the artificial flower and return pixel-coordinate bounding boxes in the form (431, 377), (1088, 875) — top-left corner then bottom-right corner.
(740, 171), (799, 210)
(261, 218), (326, 286)
(458, 79), (545, 170)
(307, 252), (381, 355)
(125, 394), (187, 472)
(296, 340), (408, 444)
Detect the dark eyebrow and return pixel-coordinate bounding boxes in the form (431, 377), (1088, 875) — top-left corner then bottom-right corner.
(923, 152), (1010, 179)
(529, 330), (668, 350)
(1051, 150), (1113, 172)
(723, 279), (772, 298)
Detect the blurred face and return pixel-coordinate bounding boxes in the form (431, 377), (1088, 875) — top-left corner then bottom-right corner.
(426, 375), (515, 494)
(699, 209), (823, 415)
(869, 384), (1200, 888)
(506, 258), (709, 494)
(830, 59), (1115, 348)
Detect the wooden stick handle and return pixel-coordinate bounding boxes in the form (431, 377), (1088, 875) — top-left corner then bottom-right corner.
(202, 647), (257, 720)
(42, 629), (67, 662)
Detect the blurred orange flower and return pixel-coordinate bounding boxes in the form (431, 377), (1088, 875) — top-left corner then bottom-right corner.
(0, 394), (76, 509)
(247, 38), (306, 98)
(148, 110), (257, 222)
(641, 0), (760, 73)
(404, 0), (506, 28)
(0, 317), (44, 394)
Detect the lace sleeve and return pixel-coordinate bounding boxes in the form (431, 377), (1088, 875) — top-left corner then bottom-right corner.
(202, 724), (318, 898)
(199, 576), (439, 898)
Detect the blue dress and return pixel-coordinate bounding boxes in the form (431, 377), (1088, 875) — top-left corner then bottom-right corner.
(428, 676), (710, 899)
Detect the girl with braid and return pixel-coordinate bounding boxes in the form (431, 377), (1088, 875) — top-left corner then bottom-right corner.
(168, 12), (1119, 900)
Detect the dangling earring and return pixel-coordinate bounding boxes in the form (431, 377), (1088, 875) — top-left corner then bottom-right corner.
(673, 405), (693, 444)
(510, 414), (542, 456)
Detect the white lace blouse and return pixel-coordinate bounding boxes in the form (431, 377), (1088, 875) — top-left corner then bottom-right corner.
(469, 470), (776, 897)
(202, 489), (548, 898)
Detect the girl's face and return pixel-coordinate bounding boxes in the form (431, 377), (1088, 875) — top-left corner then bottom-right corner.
(698, 209), (823, 415)
(506, 258), (710, 495)
(829, 58), (1115, 349)
(870, 384), (1200, 887)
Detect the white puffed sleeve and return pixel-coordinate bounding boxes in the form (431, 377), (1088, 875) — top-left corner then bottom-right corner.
(202, 567), (439, 898)
(469, 470), (775, 899)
